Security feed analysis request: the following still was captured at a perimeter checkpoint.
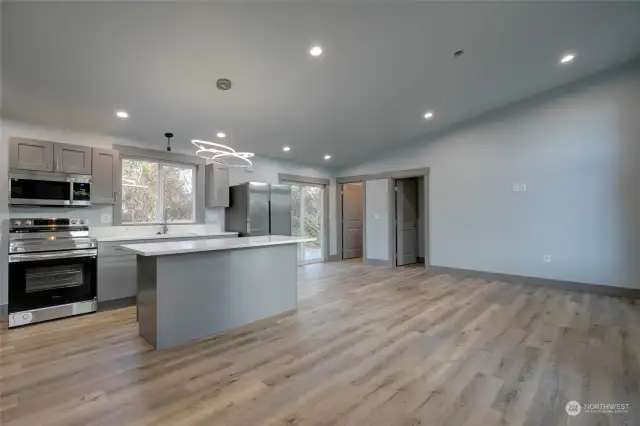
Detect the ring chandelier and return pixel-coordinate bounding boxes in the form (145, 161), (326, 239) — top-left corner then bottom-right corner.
(191, 138), (254, 168)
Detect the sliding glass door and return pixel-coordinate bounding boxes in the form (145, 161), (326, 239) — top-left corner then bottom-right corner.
(289, 183), (324, 264)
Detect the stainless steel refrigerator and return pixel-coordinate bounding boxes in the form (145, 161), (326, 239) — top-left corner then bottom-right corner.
(225, 182), (292, 236)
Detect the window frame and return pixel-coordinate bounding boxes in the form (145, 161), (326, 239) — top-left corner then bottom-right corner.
(120, 157), (197, 225)
(113, 145), (206, 226)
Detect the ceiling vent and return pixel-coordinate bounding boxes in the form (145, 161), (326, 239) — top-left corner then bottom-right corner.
(216, 78), (232, 91)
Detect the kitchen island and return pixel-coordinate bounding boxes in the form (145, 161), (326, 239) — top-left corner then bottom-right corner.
(120, 235), (314, 350)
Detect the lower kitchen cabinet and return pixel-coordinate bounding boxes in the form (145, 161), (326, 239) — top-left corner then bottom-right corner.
(97, 257), (137, 302)
(97, 240), (145, 303)
(97, 234), (237, 303)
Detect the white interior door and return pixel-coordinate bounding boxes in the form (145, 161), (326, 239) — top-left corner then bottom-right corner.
(396, 179), (418, 266)
(342, 183), (363, 259)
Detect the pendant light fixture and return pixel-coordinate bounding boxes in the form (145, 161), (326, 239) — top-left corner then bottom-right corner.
(164, 132), (173, 152)
(192, 131), (254, 168)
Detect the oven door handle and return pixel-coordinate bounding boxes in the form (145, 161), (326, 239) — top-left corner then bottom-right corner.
(9, 249), (97, 263)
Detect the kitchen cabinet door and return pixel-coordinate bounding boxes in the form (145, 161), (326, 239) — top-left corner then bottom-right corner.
(205, 163), (230, 207)
(8, 137), (54, 172)
(54, 143), (92, 174)
(91, 148), (120, 204)
(97, 257), (137, 302)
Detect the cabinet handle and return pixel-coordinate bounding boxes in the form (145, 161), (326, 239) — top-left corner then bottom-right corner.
(48, 160), (53, 170)
(54, 158), (59, 171)
(113, 192), (118, 202)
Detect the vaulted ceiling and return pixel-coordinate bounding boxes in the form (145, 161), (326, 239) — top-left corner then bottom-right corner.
(2, 2), (640, 167)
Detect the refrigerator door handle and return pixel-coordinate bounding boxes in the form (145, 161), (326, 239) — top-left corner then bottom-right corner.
(268, 200), (272, 235)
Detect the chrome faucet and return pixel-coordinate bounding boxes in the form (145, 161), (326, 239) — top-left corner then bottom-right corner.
(162, 209), (169, 234)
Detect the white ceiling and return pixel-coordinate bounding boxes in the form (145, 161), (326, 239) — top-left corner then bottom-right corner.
(2, 2), (640, 167)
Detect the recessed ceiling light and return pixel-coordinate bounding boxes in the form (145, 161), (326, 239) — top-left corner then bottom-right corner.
(282, 146), (291, 152)
(560, 53), (576, 64)
(216, 132), (226, 138)
(424, 111), (434, 119)
(324, 154), (331, 160)
(116, 110), (129, 119)
(309, 46), (323, 57)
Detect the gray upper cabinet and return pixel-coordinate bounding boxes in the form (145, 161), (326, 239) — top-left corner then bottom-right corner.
(205, 163), (230, 207)
(54, 143), (92, 174)
(9, 137), (54, 172)
(9, 138), (92, 174)
(91, 148), (120, 204)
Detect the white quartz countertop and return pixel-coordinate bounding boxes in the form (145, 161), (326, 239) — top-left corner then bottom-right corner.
(95, 231), (238, 242)
(120, 235), (316, 256)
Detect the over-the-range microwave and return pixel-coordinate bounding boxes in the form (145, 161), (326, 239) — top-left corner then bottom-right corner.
(9, 171), (92, 207)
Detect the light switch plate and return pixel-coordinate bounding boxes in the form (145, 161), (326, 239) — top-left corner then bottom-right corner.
(101, 213), (111, 224)
(512, 183), (520, 192)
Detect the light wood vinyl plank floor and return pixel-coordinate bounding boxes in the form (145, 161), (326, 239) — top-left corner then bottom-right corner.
(1, 260), (638, 426)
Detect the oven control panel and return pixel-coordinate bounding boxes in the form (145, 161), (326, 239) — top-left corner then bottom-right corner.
(10, 218), (87, 229)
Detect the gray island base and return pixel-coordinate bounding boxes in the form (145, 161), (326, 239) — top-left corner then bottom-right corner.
(120, 236), (314, 350)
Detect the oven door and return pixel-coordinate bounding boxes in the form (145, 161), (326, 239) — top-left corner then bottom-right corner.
(8, 250), (97, 314)
(9, 176), (72, 206)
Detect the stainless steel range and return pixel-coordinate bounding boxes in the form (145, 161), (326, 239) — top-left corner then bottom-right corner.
(8, 218), (97, 328)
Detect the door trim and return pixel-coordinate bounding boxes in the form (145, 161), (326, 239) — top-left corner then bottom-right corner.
(336, 167), (430, 267)
(394, 178), (419, 267)
(336, 167), (430, 184)
(390, 173), (430, 269)
(278, 174), (329, 186)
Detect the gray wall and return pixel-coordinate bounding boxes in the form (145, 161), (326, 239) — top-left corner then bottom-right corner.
(340, 60), (640, 288)
(364, 179), (390, 261)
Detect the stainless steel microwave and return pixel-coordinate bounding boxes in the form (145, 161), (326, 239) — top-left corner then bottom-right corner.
(9, 171), (92, 207)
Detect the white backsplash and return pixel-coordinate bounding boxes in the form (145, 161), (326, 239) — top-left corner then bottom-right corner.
(90, 223), (224, 239)
(8, 205), (226, 240)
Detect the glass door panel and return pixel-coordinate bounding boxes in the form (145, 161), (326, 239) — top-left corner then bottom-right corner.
(302, 185), (323, 262)
(288, 183), (324, 264)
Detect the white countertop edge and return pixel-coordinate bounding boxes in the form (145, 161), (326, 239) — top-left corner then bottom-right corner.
(120, 236), (316, 256)
(94, 231), (238, 242)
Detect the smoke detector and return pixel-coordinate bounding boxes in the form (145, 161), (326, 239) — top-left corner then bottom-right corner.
(216, 78), (232, 91)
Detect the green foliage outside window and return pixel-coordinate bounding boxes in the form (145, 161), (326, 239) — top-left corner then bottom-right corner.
(122, 159), (194, 223)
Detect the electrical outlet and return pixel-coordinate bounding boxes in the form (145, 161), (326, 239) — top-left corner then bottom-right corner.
(520, 183), (527, 192)
(543, 255), (551, 263)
